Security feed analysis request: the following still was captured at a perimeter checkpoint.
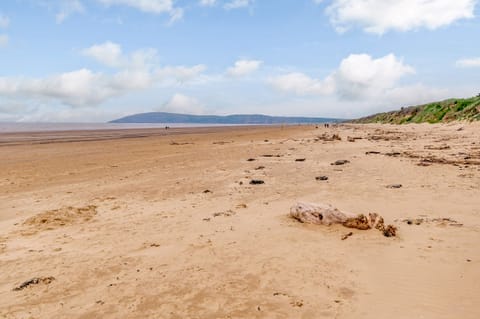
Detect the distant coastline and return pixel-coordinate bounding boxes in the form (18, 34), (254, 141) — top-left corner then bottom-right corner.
(109, 112), (342, 125)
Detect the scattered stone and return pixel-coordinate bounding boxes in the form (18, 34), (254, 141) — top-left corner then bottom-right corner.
(315, 176), (329, 181)
(383, 225), (397, 237)
(401, 217), (462, 227)
(385, 152), (401, 157)
(331, 160), (350, 165)
(255, 166), (265, 170)
(365, 151), (381, 155)
(315, 133), (341, 142)
(295, 158), (306, 162)
(261, 154), (281, 158)
(13, 277), (55, 291)
(170, 142), (193, 146)
(405, 218), (423, 225)
(213, 210), (236, 217)
(250, 179), (265, 185)
(291, 300), (304, 307)
(347, 136), (362, 142)
(236, 203), (248, 209)
(341, 232), (353, 240)
(386, 184), (402, 189)
(203, 189), (212, 193)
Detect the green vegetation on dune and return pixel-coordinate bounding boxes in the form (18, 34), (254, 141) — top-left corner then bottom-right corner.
(353, 95), (480, 124)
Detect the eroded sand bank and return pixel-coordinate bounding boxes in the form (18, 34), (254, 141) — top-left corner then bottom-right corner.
(1, 123), (479, 318)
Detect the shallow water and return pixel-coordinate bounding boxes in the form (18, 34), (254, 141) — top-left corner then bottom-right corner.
(0, 122), (244, 133)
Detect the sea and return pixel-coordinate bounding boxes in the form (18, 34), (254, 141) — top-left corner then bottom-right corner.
(0, 123), (245, 133)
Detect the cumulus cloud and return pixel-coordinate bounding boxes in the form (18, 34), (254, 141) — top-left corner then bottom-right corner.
(269, 53), (415, 100)
(82, 41), (123, 67)
(268, 73), (335, 95)
(0, 14), (10, 28)
(335, 53), (415, 99)
(98, 0), (183, 23)
(0, 69), (153, 107)
(224, 0), (252, 10)
(227, 59), (262, 77)
(0, 42), (206, 108)
(56, 0), (84, 23)
(323, 0), (477, 34)
(456, 57), (480, 68)
(161, 93), (205, 114)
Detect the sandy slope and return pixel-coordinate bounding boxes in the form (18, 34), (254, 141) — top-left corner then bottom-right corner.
(0, 123), (479, 319)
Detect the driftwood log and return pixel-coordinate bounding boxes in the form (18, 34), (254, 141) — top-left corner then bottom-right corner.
(290, 202), (396, 237)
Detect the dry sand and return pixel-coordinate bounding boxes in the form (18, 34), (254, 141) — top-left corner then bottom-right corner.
(1, 123), (479, 318)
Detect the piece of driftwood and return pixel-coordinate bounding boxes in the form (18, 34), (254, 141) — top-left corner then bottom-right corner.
(290, 202), (397, 237)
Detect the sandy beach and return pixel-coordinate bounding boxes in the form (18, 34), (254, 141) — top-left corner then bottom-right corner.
(1, 123), (479, 319)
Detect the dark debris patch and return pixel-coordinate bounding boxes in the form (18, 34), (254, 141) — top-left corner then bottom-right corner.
(13, 277), (55, 291)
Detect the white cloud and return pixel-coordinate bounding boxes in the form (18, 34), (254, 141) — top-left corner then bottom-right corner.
(268, 72), (335, 95)
(335, 53), (415, 99)
(456, 57), (480, 68)
(98, 0), (183, 22)
(0, 14), (10, 28)
(227, 59), (262, 76)
(156, 65), (207, 82)
(0, 42), (207, 109)
(82, 41), (159, 71)
(199, 0), (216, 6)
(0, 69), (153, 107)
(269, 53), (415, 100)
(324, 0), (477, 34)
(224, 0), (252, 10)
(56, 0), (84, 23)
(0, 34), (8, 47)
(82, 41), (123, 67)
(161, 93), (205, 114)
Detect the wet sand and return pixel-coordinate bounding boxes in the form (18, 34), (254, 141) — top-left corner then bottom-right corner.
(1, 123), (479, 318)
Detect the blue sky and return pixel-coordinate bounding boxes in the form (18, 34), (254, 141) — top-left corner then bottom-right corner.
(0, 0), (479, 122)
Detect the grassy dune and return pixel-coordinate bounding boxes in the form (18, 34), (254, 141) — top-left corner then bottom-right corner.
(353, 96), (480, 124)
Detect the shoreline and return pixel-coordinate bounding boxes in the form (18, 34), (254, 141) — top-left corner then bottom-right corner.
(0, 124), (293, 146)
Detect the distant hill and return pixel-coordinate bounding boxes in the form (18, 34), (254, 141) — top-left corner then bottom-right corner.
(352, 95), (480, 124)
(110, 112), (341, 124)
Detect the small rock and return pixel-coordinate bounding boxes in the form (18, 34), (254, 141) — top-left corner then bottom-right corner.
(250, 179), (265, 185)
(331, 160), (350, 165)
(255, 166), (265, 170)
(247, 158), (256, 162)
(341, 232), (353, 240)
(386, 184), (402, 189)
(203, 189), (212, 193)
(295, 158), (306, 162)
(315, 176), (329, 181)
